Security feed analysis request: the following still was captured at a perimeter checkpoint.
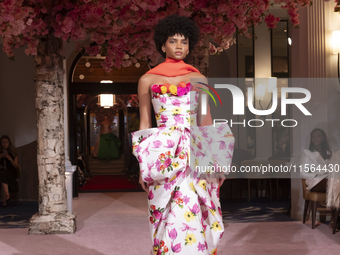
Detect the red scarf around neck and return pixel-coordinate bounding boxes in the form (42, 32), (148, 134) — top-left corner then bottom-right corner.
(146, 58), (200, 77)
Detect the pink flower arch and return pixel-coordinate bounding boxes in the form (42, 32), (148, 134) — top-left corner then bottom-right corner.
(0, 0), (336, 70)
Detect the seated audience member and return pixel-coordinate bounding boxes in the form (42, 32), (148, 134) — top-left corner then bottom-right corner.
(300, 128), (340, 229)
(300, 128), (333, 192)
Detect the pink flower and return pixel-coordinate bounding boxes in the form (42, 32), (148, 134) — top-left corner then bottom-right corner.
(209, 43), (217, 54)
(159, 97), (167, 104)
(160, 115), (168, 122)
(218, 141), (227, 150)
(175, 146), (182, 156)
(173, 190), (182, 200)
(183, 195), (190, 205)
(189, 203), (200, 215)
(165, 139), (175, 148)
(186, 83), (192, 93)
(138, 155), (143, 163)
(209, 200), (216, 210)
(168, 228), (177, 240)
(61, 17), (74, 34)
(148, 190), (154, 200)
(264, 13), (280, 29)
(202, 210), (208, 221)
(228, 142), (234, 151)
(26, 19), (33, 26)
(170, 98), (181, 107)
(201, 218), (207, 231)
(171, 243), (182, 253)
(164, 182), (171, 191)
(155, 159), (162, 172)
(151, 84), (161, 93)
(197, 242), (207, 252)
(174, 115), (184, 124)
(153, 210), (162, 220)
(177, 87), (186, 96)
(180, 223), (197, 231)
(130, 4), (139, 11)
(291, 16), (300, 26)
(25, 42), (38, 55)
(152, 140), (162, 148)
(164, 157), (171, 168)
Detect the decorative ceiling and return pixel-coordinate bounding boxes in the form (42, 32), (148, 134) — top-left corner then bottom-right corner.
(72, 56), (150, 83)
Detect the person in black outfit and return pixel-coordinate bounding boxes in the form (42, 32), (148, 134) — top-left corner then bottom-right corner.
(0, 135), (19, 206)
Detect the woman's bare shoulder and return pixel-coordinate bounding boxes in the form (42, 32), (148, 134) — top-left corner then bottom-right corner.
(138, 73), (160, 89)
(188, 72), (208, 89)
(190, 72), (206, 79)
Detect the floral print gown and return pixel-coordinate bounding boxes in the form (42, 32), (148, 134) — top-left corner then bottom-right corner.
(132, 83), (235, 255)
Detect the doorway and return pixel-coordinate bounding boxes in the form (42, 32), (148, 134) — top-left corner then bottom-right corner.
(68, 50), (149, 196)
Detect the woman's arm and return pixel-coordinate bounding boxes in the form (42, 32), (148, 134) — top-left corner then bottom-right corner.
(300, 150), (318, 179)
(300, 150), (309, 179)
(7, 155), (19, 169)
(138, 75), (153, 130)
(137, 75), (152, 193)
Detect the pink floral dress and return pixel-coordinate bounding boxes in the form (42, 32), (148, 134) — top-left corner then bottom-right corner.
(132, 83), (235, 255)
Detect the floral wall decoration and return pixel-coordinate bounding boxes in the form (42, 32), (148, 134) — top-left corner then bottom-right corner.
(335, 0), (340, 12)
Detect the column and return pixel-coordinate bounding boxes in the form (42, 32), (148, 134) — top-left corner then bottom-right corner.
(290, 2), (332, 221)
(63, 59), (77, 212)
(254, 22), (273, 161)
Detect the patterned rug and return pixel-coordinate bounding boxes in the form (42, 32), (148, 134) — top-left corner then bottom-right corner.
(221, 197), (294, 223)
(0, 201), (38, 229)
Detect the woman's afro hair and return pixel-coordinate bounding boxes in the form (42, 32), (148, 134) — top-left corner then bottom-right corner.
(154, 14), (200, 59)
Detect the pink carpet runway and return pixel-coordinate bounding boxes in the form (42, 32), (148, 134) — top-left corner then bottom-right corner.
(0, 192), (339, 255)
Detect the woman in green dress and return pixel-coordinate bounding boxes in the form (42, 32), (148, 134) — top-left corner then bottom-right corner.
(93, 115), (121, 159)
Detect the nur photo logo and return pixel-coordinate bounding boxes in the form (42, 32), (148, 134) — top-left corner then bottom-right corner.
(196, 78), (313, 128)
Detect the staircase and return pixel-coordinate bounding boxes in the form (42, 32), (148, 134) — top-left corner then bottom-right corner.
(88, 155), (126, 175)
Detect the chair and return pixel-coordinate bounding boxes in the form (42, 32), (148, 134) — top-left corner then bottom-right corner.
(331, 208), (339, 234)
(241, 160), (272, 202)
(224, 163), (240, 199)
(231, 149), (254, 200)
(267, 156), (290, 162)
(267, 159), (289, 202)
(301, 179), (326, 229)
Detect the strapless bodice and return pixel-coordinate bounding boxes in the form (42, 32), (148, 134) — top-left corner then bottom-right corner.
(151, 89), (199, 128)
(102, 124), (110, 134)
(132, 82), (235, 182)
